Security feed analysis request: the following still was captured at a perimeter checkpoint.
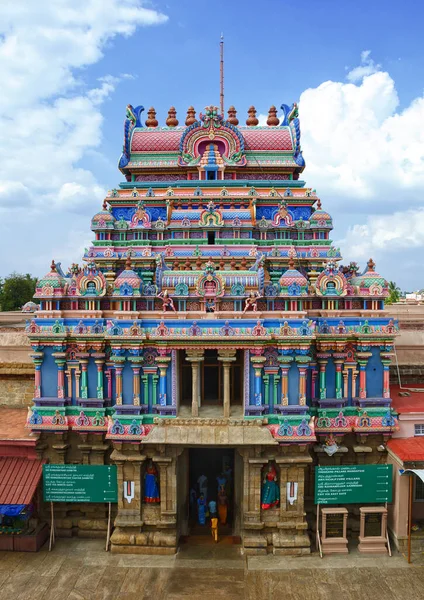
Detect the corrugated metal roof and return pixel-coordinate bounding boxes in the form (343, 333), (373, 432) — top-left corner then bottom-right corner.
(0, 457), (43, 505)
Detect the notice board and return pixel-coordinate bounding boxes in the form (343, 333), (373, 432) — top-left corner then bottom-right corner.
(43, 464), (118, 503)
(314, 464), (392, 505)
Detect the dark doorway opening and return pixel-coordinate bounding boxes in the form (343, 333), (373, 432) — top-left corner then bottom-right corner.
(188, 448), (234, 536)
(207, 231), (215, 245)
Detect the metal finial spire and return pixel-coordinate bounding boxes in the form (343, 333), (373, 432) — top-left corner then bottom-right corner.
(220, 33), (224, 116)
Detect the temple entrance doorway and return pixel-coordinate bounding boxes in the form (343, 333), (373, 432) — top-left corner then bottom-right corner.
(182, 448), (237, 542)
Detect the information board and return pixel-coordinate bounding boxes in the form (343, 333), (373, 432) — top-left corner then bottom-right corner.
(43, 464), (118, 503)
(315, 464), (392, 505)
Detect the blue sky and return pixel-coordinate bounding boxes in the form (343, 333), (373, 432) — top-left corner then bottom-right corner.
(0, 0), (423, 289)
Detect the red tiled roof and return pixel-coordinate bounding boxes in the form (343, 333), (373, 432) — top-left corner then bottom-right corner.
(130, 126), (294, 154)
(0, 457), (43, 505)
(387, 438), (424, 462)
(243, 128), (293, 151)
(390, 385), (424, 414)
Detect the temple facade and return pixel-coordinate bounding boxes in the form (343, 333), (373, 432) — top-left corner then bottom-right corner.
(25, 102), (398, 555)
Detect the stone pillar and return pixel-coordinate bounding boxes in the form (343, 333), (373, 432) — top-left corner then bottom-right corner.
(152, 374), (159, 406)
(186, 351), (204, 417)
(317, 353), (330, 400)
(156, 355), (171, 406)
(112, 450), (146, 532)
(93, 353), (105, 400)
(333, 354), (345, 400)
(310, 361), (318, 404)
(141, 373), (150, 408)
(250, 354), (266, 408)
(31, 352), (44, 399)
(112, 359), (125, 405)
(105, 362), (113, 400)
(356, 352), (372, 399)
(278, 356), (292, 405)
(53, 352), (66, 399)
(352, 368), (359, 399)
(342, 369), (349, 399)
(77, 353), (89, 399)
(295, 356), (310, 406)
(128, 357), (143, 405)
(75, 369), (81, 399)
(272, 370), (280, 410)
(218, 349), (237, 418)
(381, 353), (392, 399)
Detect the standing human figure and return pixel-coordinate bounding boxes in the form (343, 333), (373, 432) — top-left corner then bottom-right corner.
(218, 485), (228, 525)
(197, 493), (206, 525)
(197, 473), (208, 502)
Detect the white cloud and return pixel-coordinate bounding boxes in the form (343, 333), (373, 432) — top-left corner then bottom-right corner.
(0, 0), (167, 276)
(294, 52), (424, 288)
(346, 50), (381, 83)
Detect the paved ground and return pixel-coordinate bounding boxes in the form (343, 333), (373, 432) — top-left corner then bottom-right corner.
(0, 538), (423, 600)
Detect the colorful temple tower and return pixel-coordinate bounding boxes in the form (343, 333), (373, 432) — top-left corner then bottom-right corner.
(26, 102), (398, 554)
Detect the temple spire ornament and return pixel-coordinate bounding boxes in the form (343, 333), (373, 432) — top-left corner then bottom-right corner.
(267, 105), (280, 126)
(166, 106), (179, 127)
(185, 106), (196, 126)
(246, 105), (259, 126)
(145, 107), (158, 127)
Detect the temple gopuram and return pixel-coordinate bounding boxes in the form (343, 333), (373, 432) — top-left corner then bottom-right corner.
(25, 101), (398, 555)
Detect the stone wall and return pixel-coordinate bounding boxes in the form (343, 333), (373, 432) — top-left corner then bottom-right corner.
(0, 363), (34, 407)
(0, 314), (33, 407)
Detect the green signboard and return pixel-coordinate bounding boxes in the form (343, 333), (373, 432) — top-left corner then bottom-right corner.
(314, 464), (392, 505)
(43, 465), (118, 503)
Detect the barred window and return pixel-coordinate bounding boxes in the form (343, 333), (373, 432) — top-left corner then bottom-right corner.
(414, 424), (424, 436)
(414, 477), (424, 501)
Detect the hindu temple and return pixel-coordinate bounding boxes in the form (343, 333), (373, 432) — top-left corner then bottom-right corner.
(25, 100), (399, 555)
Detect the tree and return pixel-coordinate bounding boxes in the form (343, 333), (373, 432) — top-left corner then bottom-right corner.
(0, 272), (38, 311)
(386, 281), (401, 305)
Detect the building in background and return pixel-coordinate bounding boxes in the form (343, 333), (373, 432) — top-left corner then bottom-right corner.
(24, 101), (398, 554)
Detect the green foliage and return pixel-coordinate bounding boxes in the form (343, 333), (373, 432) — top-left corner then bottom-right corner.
(386, 281), (401, 305)
(0, 272), (37, 311)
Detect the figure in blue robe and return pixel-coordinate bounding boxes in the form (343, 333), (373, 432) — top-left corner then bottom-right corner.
(144, 462), (160, 503)
(197, 494), (206, 525)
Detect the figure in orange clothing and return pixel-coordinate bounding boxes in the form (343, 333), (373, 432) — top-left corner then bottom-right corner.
(210, 516), (218, 542)
(217, 485), (228, 525)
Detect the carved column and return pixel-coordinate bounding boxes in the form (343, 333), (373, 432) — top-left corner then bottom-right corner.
(77, 353), (89, 399)
(278, 356), (292, 405)
(128, 356), (143, 405)
(342, 370), (349, 399)
(53, 352), (66, 399)
(105, 361), (114, 401)
(30, 352), (44, 399)
(356, 352), (372, 399)
(333, 353), (346, 400)
(310, 361), (318, 404)
(75, 369), (81, 399)
(250, 354), (266, 408)
(381, 352), (392, 399)
(93, 352), (105, 400)
(218, 349), (237, 418)
(186, 350), (204, 417)
(156, 355), (171, 406)
(317, 353), (330, 400)
(295, 356), (311, 406)
(112, 358), (125, 405)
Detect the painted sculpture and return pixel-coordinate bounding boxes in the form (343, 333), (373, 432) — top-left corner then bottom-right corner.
(144, 461), (160, 504)
(261, 464), (280, 510)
